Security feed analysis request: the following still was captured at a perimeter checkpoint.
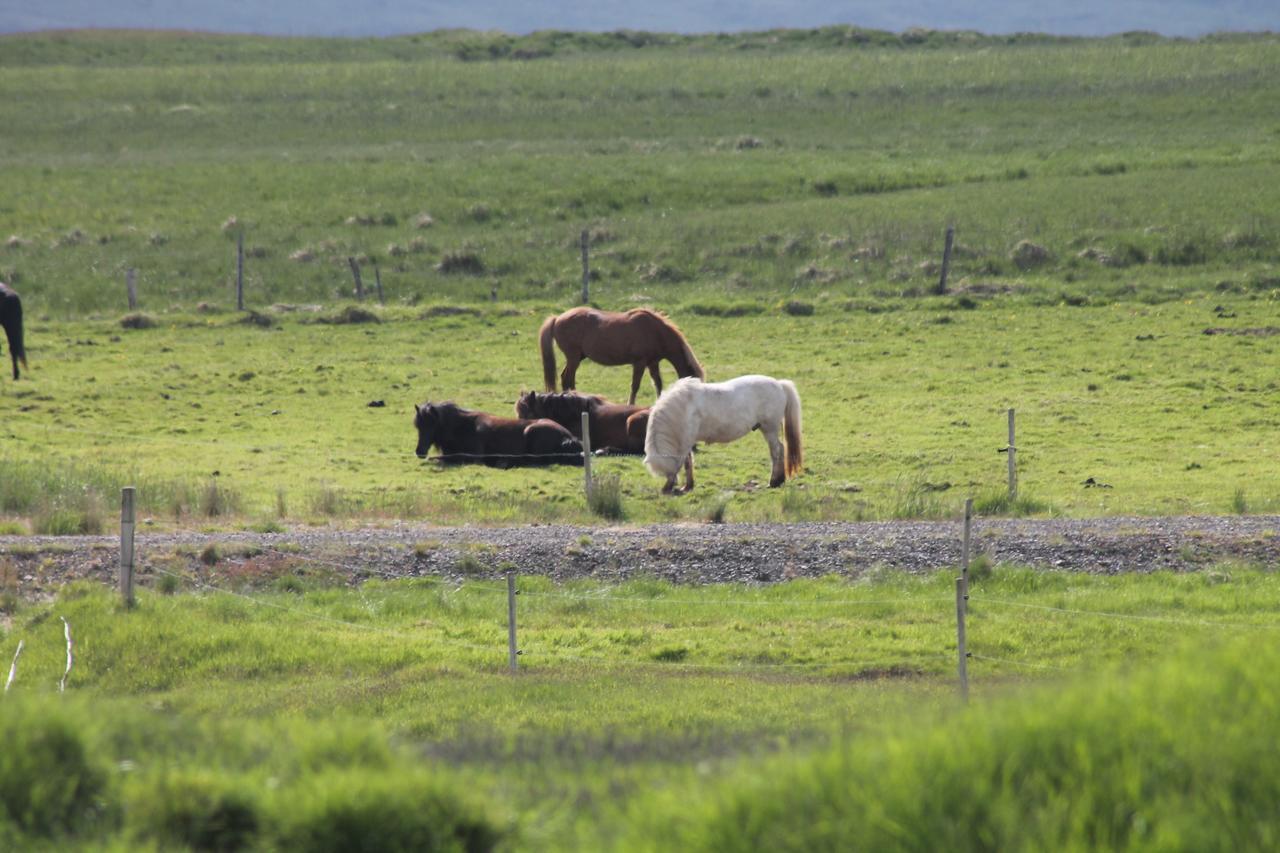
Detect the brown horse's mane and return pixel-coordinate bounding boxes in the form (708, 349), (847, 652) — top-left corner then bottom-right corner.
(631, 307), (705, 380)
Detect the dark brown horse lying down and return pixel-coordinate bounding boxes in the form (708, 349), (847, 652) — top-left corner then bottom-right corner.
(515, 390), (649, 456)
(414, 402), (583, 467)
(0, 282), (27, 380)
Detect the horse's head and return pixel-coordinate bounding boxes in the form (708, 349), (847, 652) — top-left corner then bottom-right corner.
(514, 390), (539, 420)
(413, 403), (439, 458)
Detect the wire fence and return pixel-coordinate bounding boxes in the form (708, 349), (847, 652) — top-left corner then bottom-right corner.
(108, 540), (1279, 689)
(0, 419), (993, 490)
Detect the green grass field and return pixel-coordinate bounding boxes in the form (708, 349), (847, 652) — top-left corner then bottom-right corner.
(4, 568), (1280, 849)
(2, 27), (1280, 850)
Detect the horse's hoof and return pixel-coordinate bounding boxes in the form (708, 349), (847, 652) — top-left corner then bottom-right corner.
(769, 477), (784, 488)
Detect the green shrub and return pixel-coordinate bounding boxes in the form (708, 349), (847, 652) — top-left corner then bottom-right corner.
(0, 700), (109, 838)
(270, 771), (504, 853)
(129, 772), (260, 852)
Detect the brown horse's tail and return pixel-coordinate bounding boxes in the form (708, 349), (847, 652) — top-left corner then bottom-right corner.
(781, 379), (803, 478)
(538, 315), (558, 391)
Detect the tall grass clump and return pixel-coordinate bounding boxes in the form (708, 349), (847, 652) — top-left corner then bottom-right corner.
(631, 638), (1280, 851)
(587, 473), (625, 520)
(886, 477), (953, 520)
(973, 489), (1051, 517)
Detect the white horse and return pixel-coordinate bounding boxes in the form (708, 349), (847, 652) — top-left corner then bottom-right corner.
(643, 375), (803, 494)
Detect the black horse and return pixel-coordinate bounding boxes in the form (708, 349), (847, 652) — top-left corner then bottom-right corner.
(414, 401), (584, 467)
(0, 282), (26, 380)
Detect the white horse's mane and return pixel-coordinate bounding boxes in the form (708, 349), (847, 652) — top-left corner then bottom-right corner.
(643, 377), (703, 477)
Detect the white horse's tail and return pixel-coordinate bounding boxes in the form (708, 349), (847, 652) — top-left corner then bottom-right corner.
(781, 379), (803, 478)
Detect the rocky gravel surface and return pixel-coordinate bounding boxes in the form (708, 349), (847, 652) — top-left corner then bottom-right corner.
(3, 515), (1280, 600)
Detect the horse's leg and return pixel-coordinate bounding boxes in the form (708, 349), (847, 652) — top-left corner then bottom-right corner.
(678, 452), (695, 494)
(661, 472), (678, 494)
(648, 362), (663, 401)
(762, 423), (786, 487)
(629, 363), (645, 406)
(561, 353), (581, 392)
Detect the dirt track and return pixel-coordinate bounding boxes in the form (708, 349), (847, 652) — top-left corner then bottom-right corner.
(3, 515), (1279, 600)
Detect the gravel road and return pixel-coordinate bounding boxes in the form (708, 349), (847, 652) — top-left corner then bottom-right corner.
(3, 516), (1279, 600)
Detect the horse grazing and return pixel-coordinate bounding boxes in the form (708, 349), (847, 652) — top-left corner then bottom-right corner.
(0, 282), (27, 380)
(644, 375), (802, 494)
(538, 307), (705, 405)
(414, 401), (583, 467)
(515, 390), (649, 455)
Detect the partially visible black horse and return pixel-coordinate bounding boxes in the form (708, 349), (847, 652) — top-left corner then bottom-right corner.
(414, 401), (584, 467)
(515, 390), (649, 456)
(0, 282), (26, 380)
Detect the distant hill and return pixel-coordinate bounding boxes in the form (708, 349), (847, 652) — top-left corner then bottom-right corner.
(2, 0), (1278, 38)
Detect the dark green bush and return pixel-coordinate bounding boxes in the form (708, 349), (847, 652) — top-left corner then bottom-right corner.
(0, 700), (109, 838)
(130, 772), (260, 852)
(271, 771), (504, 853)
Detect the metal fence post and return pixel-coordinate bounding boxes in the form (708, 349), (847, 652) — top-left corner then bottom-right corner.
(506, 571), (519, 673)
(956, 576), (969, 702)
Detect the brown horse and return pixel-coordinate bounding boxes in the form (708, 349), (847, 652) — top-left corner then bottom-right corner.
(414, 401), (583, 467)
(538, 307), (704, 405)
(515, 390), (649, 455)
(0, 282), (27, 380)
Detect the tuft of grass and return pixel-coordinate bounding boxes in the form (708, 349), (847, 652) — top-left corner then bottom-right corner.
(316, 305), (380, 325)
(587, 473), (625, 520)
(200, 479), (239, 518)
(974, 490), (1051, 518)
(1231, 488), (1249, 515)
(120, 312), (158, 330)
(703, 493), (731, 524)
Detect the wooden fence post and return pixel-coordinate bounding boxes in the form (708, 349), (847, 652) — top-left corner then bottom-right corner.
(955, 576), (969, 702)
(236, 232), (245, 311)
(120, 486), (136, 608)
(962, 497), (973, 583)
(126, 268), (137, 310)
(373, 261), (384, 304)
(347, 257), (364, 301)
(580, 229), (590, 304)
(935, 225), (955, 295)
(581, 411), (593, 499)
(1007, 408), (1017, 499)
(506, 571), (519, 673)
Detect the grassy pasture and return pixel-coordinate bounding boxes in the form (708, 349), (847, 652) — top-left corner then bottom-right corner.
(2, 293), (1280, 527)
(2, 28), (1280, 850)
